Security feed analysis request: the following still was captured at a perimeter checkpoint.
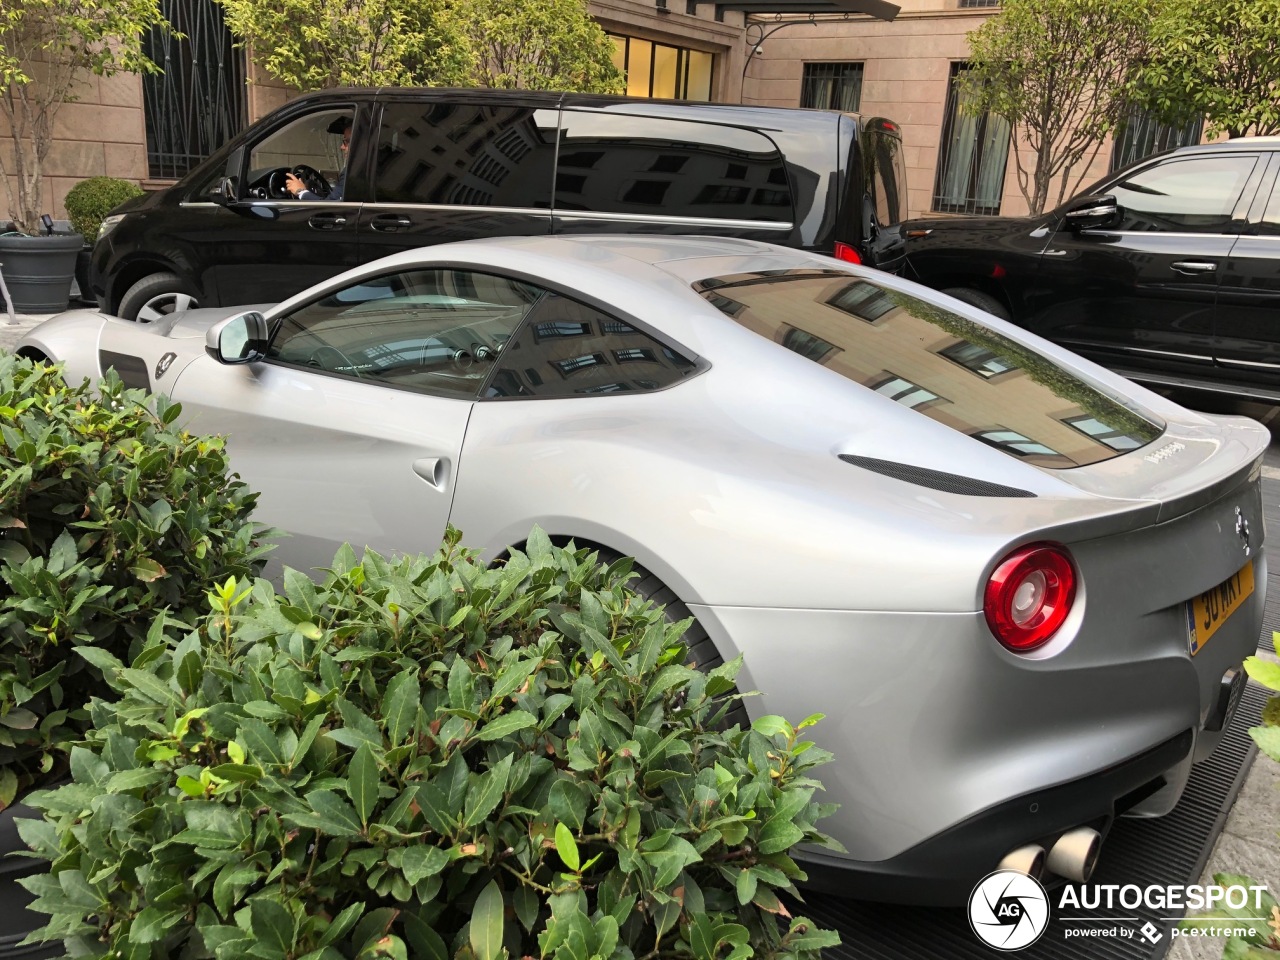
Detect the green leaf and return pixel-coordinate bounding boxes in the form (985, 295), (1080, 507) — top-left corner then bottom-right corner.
(736, 868), (757, 905)
(555, 822), (580, 871)
(251, 897), (297, 956)
(1245, 656), (1280, 692)
(383, 669), (420, 747)
(400, 846), (449, 885)
(476, 710), (537, 742)
(240, 718), (285, 766)
(130, 556), (167, 582)
(1250, 725), (1280, 763)
(129, 905), (183, 943)
(285, 790), (363, 837)
(757, 818), (806, 855)
(348, 743), (379, 824)
(463, 754), (512, 828)
(470, 880), (505, 960)
(512, 883), (539, 933)
(751, 716), (793, 739)
(548, 778), (588, 831)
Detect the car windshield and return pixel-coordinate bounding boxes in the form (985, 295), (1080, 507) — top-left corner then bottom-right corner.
(694, 269), (1164, 468)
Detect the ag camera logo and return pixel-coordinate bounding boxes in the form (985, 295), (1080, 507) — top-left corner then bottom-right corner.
(969, 870), (1050, 951)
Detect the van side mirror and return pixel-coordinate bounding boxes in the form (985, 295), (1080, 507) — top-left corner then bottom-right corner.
(1063, 194), (1119, 231)
(209, 177), (237, 206)
(206, 311), (269, 364)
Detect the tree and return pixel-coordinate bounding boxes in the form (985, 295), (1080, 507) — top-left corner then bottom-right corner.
(455, 0), (623, 93)
(1132, 0), (1280, 139)
(957, 0), (1154, 216)
(215, 0), (472, 90)
(1, 0), (166, 235)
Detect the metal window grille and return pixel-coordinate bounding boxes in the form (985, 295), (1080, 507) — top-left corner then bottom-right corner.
(1111, 107), (1203, 171)
(958, 0), (1000, 7)
(141, 0), (247, 180)
(933, 62), (1011, 215)
(800, 63), (864, 113)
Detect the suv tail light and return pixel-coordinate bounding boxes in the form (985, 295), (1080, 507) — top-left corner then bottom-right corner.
(984, 543), (1076, 652)
(833, 242), (862, 264)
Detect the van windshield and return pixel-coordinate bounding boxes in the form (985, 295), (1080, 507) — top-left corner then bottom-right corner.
(694, 269), (1163, 468)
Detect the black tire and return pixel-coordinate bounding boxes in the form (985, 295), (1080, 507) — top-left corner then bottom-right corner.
(118, 271), (199, 323)
(941, 286), (1011, 322)
(596, 548), (751, 731)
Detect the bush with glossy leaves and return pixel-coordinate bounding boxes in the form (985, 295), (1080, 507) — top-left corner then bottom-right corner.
(20, 528), (841, 960)
(0, 356), (270, 805)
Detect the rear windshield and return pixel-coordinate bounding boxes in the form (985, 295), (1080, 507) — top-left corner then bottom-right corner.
(694, 270), (1163, 468)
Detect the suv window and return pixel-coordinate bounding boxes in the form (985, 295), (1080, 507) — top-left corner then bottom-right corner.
(373, 102), (558, 208)
(485, 297), (697, 398)
(694, 269), (1163, 468)
(246, 109), (355, 199)
(1109, 155), (1258, 232)
(267, 269), (540, 398)
(556, 111), (793, 222)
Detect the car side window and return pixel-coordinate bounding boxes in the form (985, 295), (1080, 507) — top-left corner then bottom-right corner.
(267, 269), (542, 399)
(1108, 156), (1257, 232)
(1254, 167), (1280, 236)
(484, 297), (697, 398)
(373, 102), (558, 208)
(555, 110), (793, 222)
(244, 108), (356, 201)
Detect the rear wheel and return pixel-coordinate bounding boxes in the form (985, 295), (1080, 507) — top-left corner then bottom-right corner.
(597, 548), (751, 731)
(118, 272), (198, 323)
(941, 286), (1011, 322)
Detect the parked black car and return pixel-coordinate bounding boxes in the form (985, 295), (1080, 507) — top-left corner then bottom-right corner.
(90, 89), (908, 322)
(903, 138), (1280, 399)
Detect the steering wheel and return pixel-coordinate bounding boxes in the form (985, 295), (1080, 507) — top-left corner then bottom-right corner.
(266, 168), (292, 199)
(306, 344), (357, 373)
(291, 164), (331, 199)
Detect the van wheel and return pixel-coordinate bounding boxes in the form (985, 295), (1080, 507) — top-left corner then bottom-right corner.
(119, 272), (198, 323)
(941, 287), (1011, 322)
(596, 549), (751, 732)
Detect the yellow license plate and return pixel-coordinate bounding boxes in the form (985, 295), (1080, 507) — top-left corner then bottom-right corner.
(1187, 561), (1255, 656)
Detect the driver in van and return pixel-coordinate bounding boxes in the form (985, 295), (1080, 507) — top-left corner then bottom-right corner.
(286, 116), (351, 200)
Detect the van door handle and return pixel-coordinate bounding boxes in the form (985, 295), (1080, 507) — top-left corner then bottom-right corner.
(1171, 260), (1217, 275)
(370, 215), (413, 233)
(307, 212), (347, 230)
(412, 457), (448, 490)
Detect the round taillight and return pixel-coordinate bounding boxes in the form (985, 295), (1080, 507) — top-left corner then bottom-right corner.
(984, 543), (1076, 652)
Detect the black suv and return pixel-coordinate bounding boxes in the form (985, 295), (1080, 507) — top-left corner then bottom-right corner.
(903, 138), (1280, 399)
(90, 89), (908, 322)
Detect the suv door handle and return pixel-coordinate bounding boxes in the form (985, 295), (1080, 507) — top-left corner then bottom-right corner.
(1171, 260), (1218, 275)
(308, 212), (348, 230)
(370, 214), (413, 233)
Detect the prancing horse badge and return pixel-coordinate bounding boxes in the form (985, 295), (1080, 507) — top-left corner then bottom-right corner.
(155, 352), (177, 380)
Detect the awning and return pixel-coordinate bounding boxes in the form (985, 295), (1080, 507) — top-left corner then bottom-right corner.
(717, 0), (900, 20)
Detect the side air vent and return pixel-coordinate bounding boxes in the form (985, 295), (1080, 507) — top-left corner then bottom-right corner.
(838, 454), (1036, 498)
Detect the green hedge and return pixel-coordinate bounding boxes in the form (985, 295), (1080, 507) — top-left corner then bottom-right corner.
(0, 356), (271, 804)
(21, 529), (842, 960)
(63, 176), (143, 241)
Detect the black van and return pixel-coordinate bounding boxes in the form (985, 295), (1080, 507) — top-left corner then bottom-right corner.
(90, 89), (908, 321)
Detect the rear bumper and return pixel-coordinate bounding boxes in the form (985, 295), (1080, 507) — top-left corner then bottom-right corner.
(796, 729), (1194, 905)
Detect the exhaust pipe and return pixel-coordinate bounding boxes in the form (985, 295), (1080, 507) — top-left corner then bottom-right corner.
(1046, 827), (1102, 882)
(998, 844), (1045, 879)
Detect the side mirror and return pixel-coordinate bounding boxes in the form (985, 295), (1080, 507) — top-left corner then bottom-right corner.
(209, 177), (237, 206)
(206, 311), (269, 364)
(1063, 194), (1119, 231)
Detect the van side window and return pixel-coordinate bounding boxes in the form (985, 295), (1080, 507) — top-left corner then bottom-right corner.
(373, 103), (558, 209)
(484, 296), (697, 398)
(864, 128), (906, 228)
(556, 111), (793, 223)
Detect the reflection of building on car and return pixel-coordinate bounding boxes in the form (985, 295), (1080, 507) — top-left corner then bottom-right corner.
(89, 88), (910, 323)
(23, 235), (1269, 905)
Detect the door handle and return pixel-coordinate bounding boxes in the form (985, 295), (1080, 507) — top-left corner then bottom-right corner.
(412, 457), (448, 490)
(307, 213), (347, 230)
(1171, 260), (1217, 275)
(370, 215), (413, 233)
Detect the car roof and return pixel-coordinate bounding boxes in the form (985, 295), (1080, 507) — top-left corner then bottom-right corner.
(1174, 136), (1280, 152)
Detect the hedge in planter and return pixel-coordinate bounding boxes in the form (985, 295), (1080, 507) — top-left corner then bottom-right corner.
(63, 177), (144, 244)
(0, 355), (271, 804)
(20, 529), (842, 960)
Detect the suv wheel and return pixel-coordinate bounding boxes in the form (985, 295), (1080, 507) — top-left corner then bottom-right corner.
(941, 287), (1010, 322)
(118, 272), (198, 323)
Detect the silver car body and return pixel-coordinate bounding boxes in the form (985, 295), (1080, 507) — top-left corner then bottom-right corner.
(19, 236), (1268, 899)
